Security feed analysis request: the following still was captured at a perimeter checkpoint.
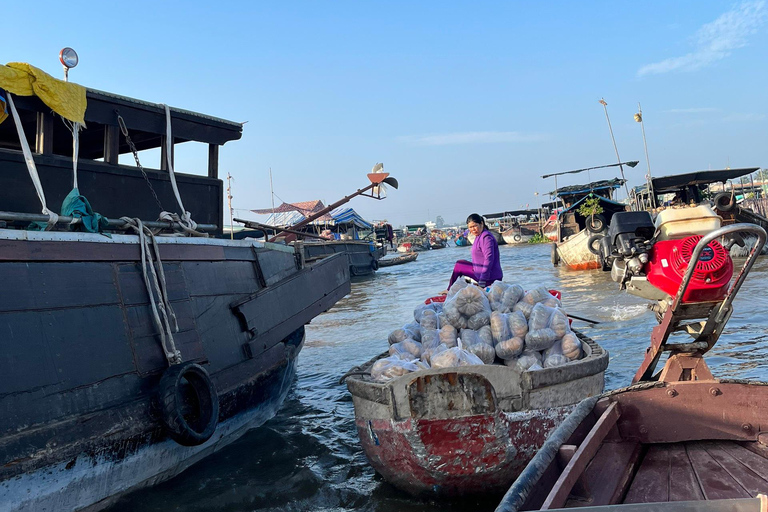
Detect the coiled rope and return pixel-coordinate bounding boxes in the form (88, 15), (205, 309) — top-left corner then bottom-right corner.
(121, 217), (182, 365)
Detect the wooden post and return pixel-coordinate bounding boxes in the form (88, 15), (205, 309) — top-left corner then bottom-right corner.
(35, 111), (53, 155)
(104, 124), (120, 164)
(208, 144), (219, 179)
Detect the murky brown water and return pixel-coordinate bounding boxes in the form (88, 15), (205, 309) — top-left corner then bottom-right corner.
(107, 243), (768, 511)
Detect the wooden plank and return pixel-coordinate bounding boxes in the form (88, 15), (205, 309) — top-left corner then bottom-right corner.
(574, 441), (642, 506)
(624, 445), (671, 504)
(687, 442), (751, 500)
(725, 443), (768, 482)
(703, 442), (768, 497)
(541, 402), (621, 509)
(104, 124), (120, 164)
(669, 443), (705, 501)
(208, 143), (219, 179)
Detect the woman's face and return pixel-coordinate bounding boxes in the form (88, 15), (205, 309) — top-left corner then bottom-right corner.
(467, 220), (483, 236)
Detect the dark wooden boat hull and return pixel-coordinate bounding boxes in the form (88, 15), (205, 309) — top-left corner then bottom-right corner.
(302, 240), (382, 276)
(0, 232), (350, 512)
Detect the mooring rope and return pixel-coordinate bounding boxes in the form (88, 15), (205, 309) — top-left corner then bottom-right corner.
(121, 217), (182, 365)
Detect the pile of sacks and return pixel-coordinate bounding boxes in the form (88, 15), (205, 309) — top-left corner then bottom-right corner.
(370, 279), (584, 382)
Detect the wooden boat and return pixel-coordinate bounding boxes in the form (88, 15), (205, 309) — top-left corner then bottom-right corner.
(378, 251), (418, 267)
(0, 60), (350, 512)
(302, 239), (383, 276)
(497, 224), (768, 512)
(345, 331), (609, 496)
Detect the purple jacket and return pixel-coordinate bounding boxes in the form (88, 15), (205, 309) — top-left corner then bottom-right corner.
(471, 230), (503, 286)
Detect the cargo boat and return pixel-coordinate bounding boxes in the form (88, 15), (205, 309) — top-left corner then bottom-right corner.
(0, 61), (350, 511)
(344, 331), (608, 496)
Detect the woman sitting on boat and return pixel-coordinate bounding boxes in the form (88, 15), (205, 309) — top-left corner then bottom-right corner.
(448, 213), (503, 289)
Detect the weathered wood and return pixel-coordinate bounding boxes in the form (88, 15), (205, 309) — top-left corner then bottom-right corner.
(573, 441), (641, 506)
(541, 401), (621, 509)
(725, 443), (768, 482)
(669, 443), (705, 501)
(104, 124), (120, 164)
(688, 442), (751, 500)
(703, 442), (768, 497)
(208, 144), (219, 179)
(624, 445), (671, 504)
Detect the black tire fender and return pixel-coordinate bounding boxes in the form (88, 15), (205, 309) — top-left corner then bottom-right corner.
(371, 259), (379, 271)
(159, 362), (219, 446)
(713, 192), (736, 212)
(585, 214), (607, 233)
(587, 234), (603, 255)
(513, 234), (522, 242)
(551, 243), (560, 266)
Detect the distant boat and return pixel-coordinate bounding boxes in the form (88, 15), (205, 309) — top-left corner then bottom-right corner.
(378, 252), (418, 267)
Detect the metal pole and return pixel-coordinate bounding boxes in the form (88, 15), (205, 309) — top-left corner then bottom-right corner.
(600, 98), (630, 200)
(269, 167), (276, 223)
(636, 103), (655, 209)
(227, 173), (234, 240)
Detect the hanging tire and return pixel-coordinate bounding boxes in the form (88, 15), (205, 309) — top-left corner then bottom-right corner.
(551, 243), (560, 266)
(587, 234), (603, 255)
(585, 214), (606, 233)
(158, 362), (219, 446)
(513, 234), (522, 242)
(713, 192), (736, 212)
(371, 259), (379, 271)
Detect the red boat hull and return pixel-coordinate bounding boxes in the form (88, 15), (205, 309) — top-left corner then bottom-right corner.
(356, 406), (574, 495)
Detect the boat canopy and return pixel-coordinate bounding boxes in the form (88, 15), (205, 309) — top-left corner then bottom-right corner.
(253, 200), (371, 229)
(482, 208), (543, 219)
(562, 193), (625, 214)
(313, 207), (372, 229)
(650, 167), (759, 194)
(550, 178), (625, 199)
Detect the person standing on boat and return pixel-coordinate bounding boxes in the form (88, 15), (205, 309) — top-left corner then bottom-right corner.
(448, 213), (503, 289)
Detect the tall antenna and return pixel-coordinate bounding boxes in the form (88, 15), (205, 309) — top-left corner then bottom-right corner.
(227, 173), (234, 240)
(269, 167), (276, 225)
(599, 98), (630, 200)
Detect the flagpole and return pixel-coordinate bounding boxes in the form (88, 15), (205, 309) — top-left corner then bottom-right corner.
(635, 103), (655, 209)
(599, 98), (630, 200)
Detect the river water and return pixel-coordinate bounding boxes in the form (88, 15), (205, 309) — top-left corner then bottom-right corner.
(107, 243), (768, 512)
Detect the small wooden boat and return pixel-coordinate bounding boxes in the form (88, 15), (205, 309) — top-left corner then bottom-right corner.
(378, 252), (418, 267)
(345, 331), (608, 496)
(497, 224), (768, 512)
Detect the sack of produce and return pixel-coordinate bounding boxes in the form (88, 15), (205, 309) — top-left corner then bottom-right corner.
(549, 309), (570, 338)
(487, 281), (510, 309)
(500, 284), (525, 312)
(543, 339), (569, 368)
(528, 303), (557, 330)
(446, 277), (469, 298)
(490, 311), (512, 344)
(402, 321), (422, 342)
(439, 324), (458, 347)
(513, 301), (534, 319)
(420, 309), (440, 329)
(495, 336), (524, 360)
(508, 310), (528, 338)
(430, 342), (485, 369)
(422, 343), (448, 364)
(467, 341), (496, 364)
(525, 328), (559, 351)
(414, 359), (431, 371)
(561, 332), (582, 360)
(541, 297), (561, 308)
(442, 299), (467, 330)
(477, 325), (494, 346)
(467, 310), (490, 330)
(459, 328), (482, 347)
(522, 286), (556, 305)
(505, 349), (541, 371)
(420, 328), (441, 350)
(389, 340), (421, 359)
(388, 328), (409, 345)
(371, 356), (420, 382)
(451, 285), (491, 317)
(413, 302), (441, 323)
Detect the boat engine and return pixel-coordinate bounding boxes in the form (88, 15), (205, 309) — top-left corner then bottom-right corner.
(601, 211), (737, 319)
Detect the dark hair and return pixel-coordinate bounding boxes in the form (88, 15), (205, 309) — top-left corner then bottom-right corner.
(466, 213), (486, 230)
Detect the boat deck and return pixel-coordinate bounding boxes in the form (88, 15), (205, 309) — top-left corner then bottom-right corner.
(623, 441), (768, 504)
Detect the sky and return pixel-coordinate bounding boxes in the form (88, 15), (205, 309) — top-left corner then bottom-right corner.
(5, 1), (768, 227)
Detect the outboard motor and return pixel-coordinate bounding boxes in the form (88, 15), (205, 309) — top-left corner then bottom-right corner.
(596, 211), (655, 279)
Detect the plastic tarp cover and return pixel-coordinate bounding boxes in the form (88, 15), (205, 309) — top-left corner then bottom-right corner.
(0, 63), (86, 124)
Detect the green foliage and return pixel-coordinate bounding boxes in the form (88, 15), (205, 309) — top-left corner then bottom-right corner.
(528, 232), (549, 244)
(577, 196), (604, 218)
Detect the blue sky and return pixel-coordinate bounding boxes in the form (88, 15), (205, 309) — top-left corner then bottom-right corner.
(5, 1), (768, 226)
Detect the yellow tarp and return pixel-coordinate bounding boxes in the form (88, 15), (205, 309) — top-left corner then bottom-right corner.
(0, 62), (86, 124)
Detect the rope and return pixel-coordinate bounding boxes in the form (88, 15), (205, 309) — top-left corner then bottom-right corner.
(120, 217), (182, 366)
(7, 94), (59, 230)
(161, 104), (202, 235)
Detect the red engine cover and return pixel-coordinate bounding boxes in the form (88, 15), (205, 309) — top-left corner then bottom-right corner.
(646, 236), (733, 302)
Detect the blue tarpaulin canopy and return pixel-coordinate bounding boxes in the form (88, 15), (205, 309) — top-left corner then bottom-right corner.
(310, 207), (372, 229)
